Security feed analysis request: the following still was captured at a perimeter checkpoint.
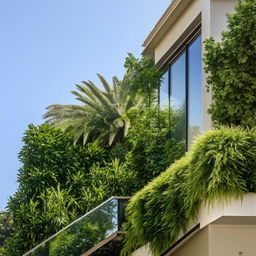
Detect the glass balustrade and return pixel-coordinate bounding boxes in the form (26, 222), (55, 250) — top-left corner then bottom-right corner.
(23, 197), (130, 256)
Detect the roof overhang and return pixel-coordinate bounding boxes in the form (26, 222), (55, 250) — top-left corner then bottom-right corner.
(142, 0), (193, 58)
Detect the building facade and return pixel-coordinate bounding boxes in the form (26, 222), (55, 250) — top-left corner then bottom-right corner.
(142, 0), (237, 149)
(130, 1), (256, 255)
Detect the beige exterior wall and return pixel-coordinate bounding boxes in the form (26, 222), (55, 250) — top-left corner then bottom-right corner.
(169, 224), (256, 256)
(210, 225), (256, 256)
(132, 245), (152, 256)
(210, 0), (237, 41)
(155, 0), (202, 64)
(172, 227), (209, 256)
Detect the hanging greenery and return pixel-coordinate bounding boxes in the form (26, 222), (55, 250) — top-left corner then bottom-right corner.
(121, 127), (256, 256)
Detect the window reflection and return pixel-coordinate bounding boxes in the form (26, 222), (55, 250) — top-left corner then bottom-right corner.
(170, 52), (186, 141)
(158, 33), (202, 151)
(188, 34), (202, 149)
(159, 70), (169, 110)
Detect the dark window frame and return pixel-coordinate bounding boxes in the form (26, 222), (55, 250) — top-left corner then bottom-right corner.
(158, 26), (201, 151)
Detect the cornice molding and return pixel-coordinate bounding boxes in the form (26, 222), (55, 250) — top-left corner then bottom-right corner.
(142, 0), (193, 57)
(143, 0), (181, 47)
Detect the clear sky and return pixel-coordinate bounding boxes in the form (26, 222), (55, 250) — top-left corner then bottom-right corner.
(0, 0), (171, 210)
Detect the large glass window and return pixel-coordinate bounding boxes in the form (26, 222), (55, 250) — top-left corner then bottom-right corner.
(170, 52), (186, 141)
(188, 34), (203, 148)
(158, 32), (202, 150)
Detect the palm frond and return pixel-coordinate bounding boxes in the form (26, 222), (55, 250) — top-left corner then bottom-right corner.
(43, 72), (146, 145)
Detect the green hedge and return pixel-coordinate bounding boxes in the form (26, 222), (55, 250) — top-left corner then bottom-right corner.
(121, 127), (256, 255)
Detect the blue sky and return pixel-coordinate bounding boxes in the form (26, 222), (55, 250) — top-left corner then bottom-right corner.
(0, 0), (171, 210)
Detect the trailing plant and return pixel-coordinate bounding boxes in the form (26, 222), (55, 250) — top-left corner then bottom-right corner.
(121, 127), (256, 255)
(204, 0), (256, 127)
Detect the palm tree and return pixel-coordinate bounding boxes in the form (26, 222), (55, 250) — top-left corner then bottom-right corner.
(43, 73), (145, 146)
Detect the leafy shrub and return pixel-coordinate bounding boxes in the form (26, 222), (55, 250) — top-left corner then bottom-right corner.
(0, 211), (13, 256)
(49, 222), (101, 256)
(77, 159), (139, 213)
(6, 124), (109, 256)
(124, 107), (185, 185)
(5, 186), (81, 256)
(0, 247), (5, 256)
(122, 127), (256, 255)
(89, 159), (139, 197)
(6, 107), (185, 255)
(0, 211), (13, 247)
(124, 53), (163, 106)
(15, 124), (108, 201)
(91, 241), (123, 256)
(49, 200), (119, 256)
(204, 0), (256, 127)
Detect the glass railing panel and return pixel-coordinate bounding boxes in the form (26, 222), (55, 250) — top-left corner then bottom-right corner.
(24, 197), (129, 256)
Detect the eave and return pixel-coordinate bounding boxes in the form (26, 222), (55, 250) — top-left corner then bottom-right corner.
(142, 0), (193, 58)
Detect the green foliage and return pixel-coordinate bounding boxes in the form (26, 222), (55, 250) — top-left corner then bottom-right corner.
(77, 159), (139, 213)
(0, 212), (13, 247)
(15, 124), (107, 200)
(6, 124), (109, 256)
(5, 186), (81, 256)
(0, 247), (5, 256)
(89, 159), (139, 197)
(48, 200), (118, 256)
(6, 123), (144, 256)
(124, 107), (185, 185)
(7, 107), (185, 255)
(44, 73), (145, 146)
(124, 53), (163, 106)
(49, 222), (100, 256)
(122, 127), (256, 255)
(0, 211), (13, 255)
(204, 0), (256, 127)
(91, 241), (123, 256)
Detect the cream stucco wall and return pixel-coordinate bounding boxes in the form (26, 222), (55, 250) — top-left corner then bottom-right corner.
(210, 225), (256, 256)
(210, 0), (237, 41)
(155, 0), (202, 64)
(132, 245), (152, 256)
(172, 227), (209, 256)
(198, 193), (256, 229)
(167, 224), (256, 256)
